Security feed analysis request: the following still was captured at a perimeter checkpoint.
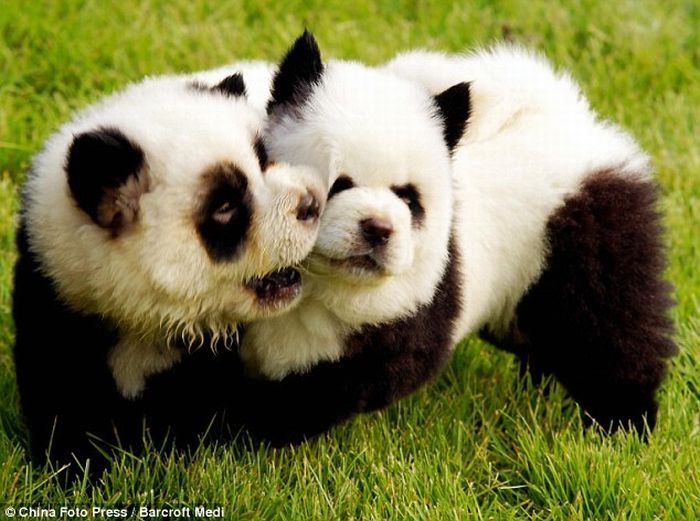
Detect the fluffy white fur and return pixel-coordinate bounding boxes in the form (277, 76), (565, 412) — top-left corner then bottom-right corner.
(384, 45), (652, 342)
(241, 61), (455, 379)
(190, 61), (275, 113)
(24, 69), (324, 397)
(241, 44), (652, 380)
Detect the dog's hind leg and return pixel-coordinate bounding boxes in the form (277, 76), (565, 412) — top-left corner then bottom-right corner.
(507, 169), (677, 434)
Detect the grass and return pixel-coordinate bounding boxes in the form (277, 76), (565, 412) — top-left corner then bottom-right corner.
(1, 0), (698, 518)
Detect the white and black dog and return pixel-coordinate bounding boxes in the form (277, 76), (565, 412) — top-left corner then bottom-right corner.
(13, 30), (675, 477)
(13, 67), (324, 472)
(238, 34), (675, 441)
(385, 46), (676, 433)
(236, 32), (471, 444)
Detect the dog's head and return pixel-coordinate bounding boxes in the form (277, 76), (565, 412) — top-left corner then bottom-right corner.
(266, 31), (470, 327)
(25, 71), (325, 345)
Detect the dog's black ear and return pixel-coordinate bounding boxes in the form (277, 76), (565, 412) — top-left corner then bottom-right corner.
(267, 29), (324, 114)
(213, 73), (247, 98)
(66, 127), (150, 235)
(433, 82), (471, 153)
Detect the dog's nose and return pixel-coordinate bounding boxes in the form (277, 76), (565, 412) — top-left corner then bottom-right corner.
(360, 218), (393, 247)
(296, 191), (321, 222)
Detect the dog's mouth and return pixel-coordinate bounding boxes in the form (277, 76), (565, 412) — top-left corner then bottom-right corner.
(315, 252), (390, 278)
(333, 254), (382, 272)
(246, 267), (302, 305)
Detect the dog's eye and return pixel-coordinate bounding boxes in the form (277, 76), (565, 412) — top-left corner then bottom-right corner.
(391, 184), (425, 224)
(329, 175), (355, 199)
(211, 200), (238, 224)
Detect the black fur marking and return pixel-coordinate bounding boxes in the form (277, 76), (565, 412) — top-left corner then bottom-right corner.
(66, 127), (147, 234)
(196, 163), (251, 262)
(188, 80), (208, 92)
(433, 82), (471, 153)
(238, 236), (461, 445)
(253, 135), (269, 171)
(328, 175), (355, 199)
(137, 343), (243, 455)
(267, 29), (324, 114)
(391, 183), (425, 227)
(213, 73), (247, 98)
(494, 170), (677, 435)
(12, 221), (126, 478)
(13, 216), (460, 476)
(12, 219), (243, 481)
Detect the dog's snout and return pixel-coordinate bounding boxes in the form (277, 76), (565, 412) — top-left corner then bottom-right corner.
(296, 191), (321, 222)
(360, 217), (393, 247)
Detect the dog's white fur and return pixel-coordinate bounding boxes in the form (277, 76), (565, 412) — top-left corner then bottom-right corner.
(241, 61), (455, 379)
(24, 68), (323, 397)
(384, 45), (652, 342)
(242, 44), (652, 380)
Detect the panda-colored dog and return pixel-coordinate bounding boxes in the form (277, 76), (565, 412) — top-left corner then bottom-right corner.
(13, 67), (324, 468)
(240, 36), (675, 441)
(235, 32), (471, 444)
(384, 45), (677, 433)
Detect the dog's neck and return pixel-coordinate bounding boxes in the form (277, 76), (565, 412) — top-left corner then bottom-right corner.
(240, 294), (354, 380)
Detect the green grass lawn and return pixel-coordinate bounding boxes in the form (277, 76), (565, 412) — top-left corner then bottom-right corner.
(1, 0), (699, 518)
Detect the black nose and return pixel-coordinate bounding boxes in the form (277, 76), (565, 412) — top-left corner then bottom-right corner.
(296, 192), (320, 222)
(360, 218), (393, 247)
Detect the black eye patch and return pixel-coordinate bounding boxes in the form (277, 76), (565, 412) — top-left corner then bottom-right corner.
(391, 183), (425, 227)
(196, 164), (251, 262)
(328, 175), (355, 199)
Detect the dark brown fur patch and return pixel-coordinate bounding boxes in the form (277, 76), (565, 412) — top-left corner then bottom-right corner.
(240, 235), (462, 445)
(498, 169), (677, 434)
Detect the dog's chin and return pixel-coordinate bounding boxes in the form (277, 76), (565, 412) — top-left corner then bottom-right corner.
(309, 251), (399, 281)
